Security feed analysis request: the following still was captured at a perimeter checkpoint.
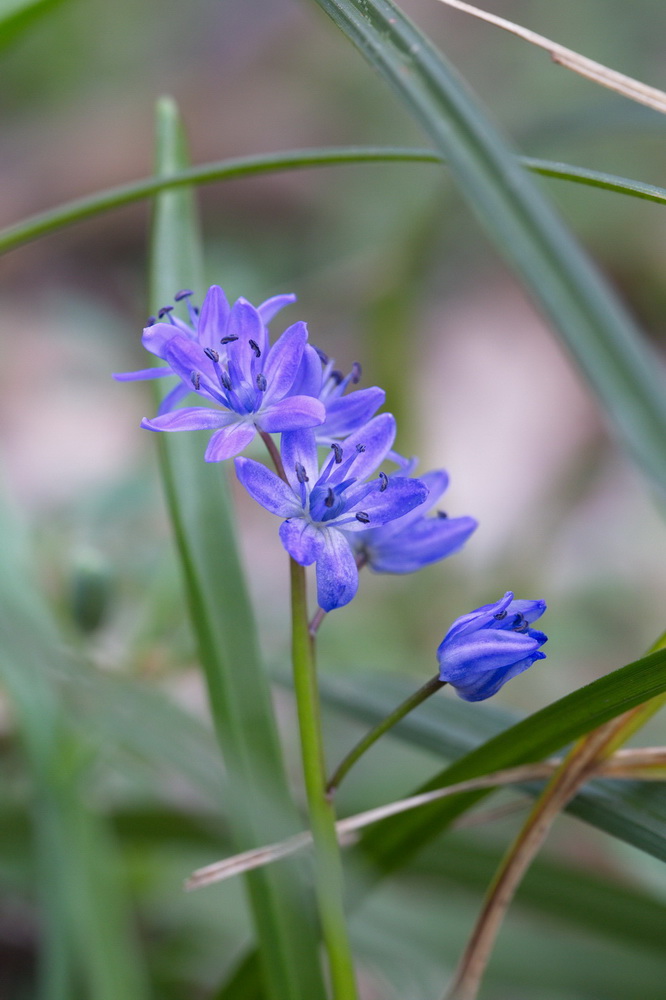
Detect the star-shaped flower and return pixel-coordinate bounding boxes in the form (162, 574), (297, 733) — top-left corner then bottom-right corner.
(235, 414), (428, 610)
(136, 296), (325, 461)
(114, 285), (296, 414)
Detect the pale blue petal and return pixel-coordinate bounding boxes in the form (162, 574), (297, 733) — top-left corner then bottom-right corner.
(339, 477), (428, 531)
(363, 515), (477, 573)
(279, 519), (324, 565)
(141, 407), (233, 432)
(290, 344), (324, 398)
(281, 429), (319, 493)
(260, 396), (325, 433)
(113, 366), (170, 381)
(315, 528), (358, 612)
(205, 422), (256, 461)
(235, 457), (300, 516)
(317, 386), (385, 442)
(142, 322), (181, 359)
(258, 293), (297, 324)
(438, 629), (542, 679)
(327, 413), (396, 486)
(198, 285), (230, 350)
(262, 322), (307, 401)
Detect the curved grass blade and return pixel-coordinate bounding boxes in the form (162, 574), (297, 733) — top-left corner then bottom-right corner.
(0, 0), (69, 48)
(148, 97), (325, 1000)
(310, 0), (666, 490)
(1, 148), (665, 257)
(349, 646), (666, 872)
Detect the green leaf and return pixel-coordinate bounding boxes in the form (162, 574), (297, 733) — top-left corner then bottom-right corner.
(148, 97), (325, 1000)
(347, 647), (666, 872)
(309, 0), (666, 490)
(321, 674), (666, 861)
(1, 147), (665, 257)
(0, 0), (69, 48)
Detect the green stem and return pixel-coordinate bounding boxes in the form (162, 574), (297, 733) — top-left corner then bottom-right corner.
(290, 559), (359, 1000)
(327, 674), (446, 795)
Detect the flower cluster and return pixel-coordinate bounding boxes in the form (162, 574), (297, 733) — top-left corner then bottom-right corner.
(118, 282), (546, 695)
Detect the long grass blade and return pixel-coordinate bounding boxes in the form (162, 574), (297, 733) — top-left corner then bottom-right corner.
(148, 97), (325, 1000)
(309, 0), (666, 490)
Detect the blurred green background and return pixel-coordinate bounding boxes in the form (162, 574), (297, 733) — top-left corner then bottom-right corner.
(1, 1), (665, 997)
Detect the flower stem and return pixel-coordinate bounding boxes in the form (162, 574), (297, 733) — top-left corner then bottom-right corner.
(326, 674), (446, 795)
(289, 558), (359, 1000)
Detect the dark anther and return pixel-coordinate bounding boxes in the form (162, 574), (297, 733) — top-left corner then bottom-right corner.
(351, 362), (362, 384)
(190, 371), (201, 390)
(331, 443), (343, 463)
(204, 347), (219, 363)
(356, 443), (366, 453)
(158, 305), (174, 318)
(220, 335), (239, 345)
(330, 369), (344, 385)
(437, 510), (448, 519)
(325, 488), (335, 508)
(379, 472), (388, 492)
(493, 610), (508, 620)
(314, 346), (329, 364)
(355, 511), (370, 524)
(295, 462), (309, 484)
(175, 289), (193, 301)
(146, 316), (156, 326)
(221, 370), (232, 391)
(256, 373), (267, 391)
(512, 614), (526, 630)
(248, 339), (261, 358)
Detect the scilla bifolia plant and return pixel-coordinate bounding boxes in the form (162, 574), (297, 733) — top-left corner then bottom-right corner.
(3, 1), (666, 999)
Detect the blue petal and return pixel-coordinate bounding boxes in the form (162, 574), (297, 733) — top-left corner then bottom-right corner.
(227, 298), (267, 362)
(362, 515), (477, 573)
(157, 380), (191, 415)
(339, 477), (428, 531)
(262, 322), (308, 400)
(450, 651), (546, 702)
(141, 407), (233, 432)
(445, 592), (514, 640)
(315, 528), (359, 611)
(198, 285), (230, 350)
(437, 629), (542, 680)
(281, 429), (319, 492)
(204, 422), (256, 462)
(327, 413), (396, 486)
(279, 519), (324, 565)
(289, 344), (324, 398)
(257, 293), (297, 324)
(235, 457), (300, 516)
(142, 322), (182, 359)
(113, 366), (170, 381)
(317, 386), (386, 442)
(260, 396), (325, 433)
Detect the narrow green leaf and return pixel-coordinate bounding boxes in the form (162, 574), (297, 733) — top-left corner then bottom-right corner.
(0, 0), (69, 47)
(1, 147), (665, 257)
(148, 97), (325, 1000)
(310, 0), (666, 489)
(321, 673), (666, 861)
(353, 647), (666, 872)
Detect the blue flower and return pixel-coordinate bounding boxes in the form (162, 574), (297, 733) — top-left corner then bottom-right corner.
(347, 469), (477, 573)
(132, 294), (326, 462)
(437, 592), (547, 701)
(114, 285), (297, 415)
(235, 414), (428, 611)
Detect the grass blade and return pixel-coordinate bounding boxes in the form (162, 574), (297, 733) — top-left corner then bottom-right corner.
(1, 148), (665, 256)
(310, 0), (666, 490)
(148, 97), (325, 1000)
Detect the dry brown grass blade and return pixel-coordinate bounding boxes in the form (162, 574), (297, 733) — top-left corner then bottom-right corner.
(185, 762), (557, 891)
(442, 721), (639, 1000)
(433, 0), (666, 114)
